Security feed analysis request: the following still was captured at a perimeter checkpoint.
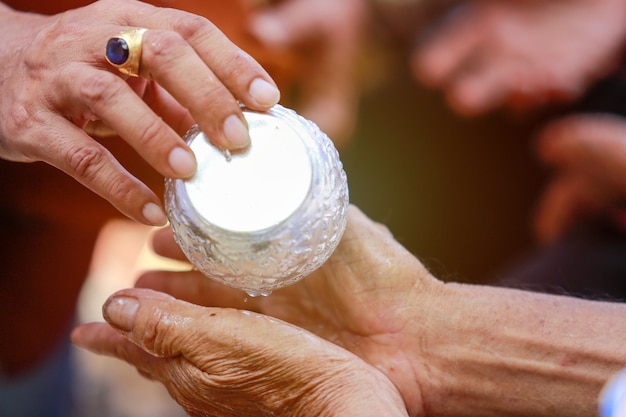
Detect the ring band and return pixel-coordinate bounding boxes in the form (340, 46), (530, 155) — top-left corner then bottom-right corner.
(105, 28), (147, 77)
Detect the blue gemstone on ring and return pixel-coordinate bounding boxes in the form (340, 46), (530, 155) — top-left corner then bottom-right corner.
(106, 37), (129, 65)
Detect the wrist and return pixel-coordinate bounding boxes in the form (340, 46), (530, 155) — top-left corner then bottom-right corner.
(416, 282), (626, 417)
(325, 366), (410, 417)
(360, 270), (448, 417)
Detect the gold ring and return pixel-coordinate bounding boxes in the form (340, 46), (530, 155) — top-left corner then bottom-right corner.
(105, 28), (147, 77)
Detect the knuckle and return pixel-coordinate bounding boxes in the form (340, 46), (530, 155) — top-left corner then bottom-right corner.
(77, 72), (121, 109)
(133, 118), (165, 149)
(106, 175), (137, 207)
(197, 83), (231, 108)
(6, 103), (37, 137)
(170, 14), (215, 40)
(194, 75), (239, 109)
(0, 111), (40, 161)
(223, 51), (256, 78)
(25, 21), (88, 69)
(3, 81), (48, 141)
(45, 20), (87, 40)
(139, 309), (173, 357)
(145, 31), (188, 64)
(65, 143), (106, 178)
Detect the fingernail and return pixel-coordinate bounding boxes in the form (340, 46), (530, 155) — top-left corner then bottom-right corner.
(169, 147), (196, 178)
(143, 202), (167, 226)
(249, 78), (280, 108)
(223, 115), (251, 149)
(103, 296), (139, 332)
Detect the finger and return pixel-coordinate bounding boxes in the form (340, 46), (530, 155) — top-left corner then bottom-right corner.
(71, 322), (167, 381)
(142, 80), (195, 137)
(445, 56), (509, 116)
(138, 28), (251, 150)
(104, 0), (281, 108)
(135, 269), (258, 310)
(59, 64), (197, 180)
(143, 8), (281, 108)
(78, 288), (409, 416)
(249, 0), (364, 47)
(119, 5), (281, 149)
(412, 3), (483, 88)
(533, 175), (588, 245)
(29, 115), (166, 225)
(537, 114), (626, 166)
(99, 288), (304, 364)
(536, 114), (626, 197)
(150, 226), (187, 260)
(272, 0), (363, 146)
(299, 90), (358, 149)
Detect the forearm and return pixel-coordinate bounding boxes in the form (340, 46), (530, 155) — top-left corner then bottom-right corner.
(419, 283), (626, 417)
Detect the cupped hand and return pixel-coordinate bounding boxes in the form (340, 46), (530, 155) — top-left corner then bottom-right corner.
(413, 0), (626, 116)
(136, 205), (444, 416)
(533, 113), (626, 244)
(0, 0), (280, 225)
(247, 0), (366, 147)
(71, 287), (409, 417)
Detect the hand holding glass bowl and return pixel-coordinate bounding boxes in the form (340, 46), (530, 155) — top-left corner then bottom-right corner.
(164, 105), (349, 296)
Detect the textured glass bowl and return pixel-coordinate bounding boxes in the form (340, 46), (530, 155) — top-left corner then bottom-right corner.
(164, 105), (349, 296)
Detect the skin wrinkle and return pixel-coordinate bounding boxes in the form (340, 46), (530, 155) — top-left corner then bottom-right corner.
(137, 305), (183, 357)
(319, 257), (424, 417)
(2, 104), (34, 158)
(196, 347), (306, 415)
(354, 331), (422, 416)
(75, 70), (126, 119)
(100, 170), (141, 209)
(73, 204), (626, 416)
(147, 31), (190, 65)
(225, 51), (257, 80)
(64, 141), (107, 179)
(169, 13), (215, 42)
(132, 109), (171, 148)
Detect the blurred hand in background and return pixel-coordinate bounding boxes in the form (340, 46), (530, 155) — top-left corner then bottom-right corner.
(412, 0), (626, 116)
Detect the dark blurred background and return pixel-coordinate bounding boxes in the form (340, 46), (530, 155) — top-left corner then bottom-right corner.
(340, 38), (547, 285)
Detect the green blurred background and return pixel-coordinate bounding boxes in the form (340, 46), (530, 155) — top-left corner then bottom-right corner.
(340, 46), (547, 285)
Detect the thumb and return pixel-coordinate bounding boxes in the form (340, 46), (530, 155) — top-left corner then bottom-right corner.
(99, 288), (302, 363)
(99, 288), (234, 359)
(72, 287), (302, 383)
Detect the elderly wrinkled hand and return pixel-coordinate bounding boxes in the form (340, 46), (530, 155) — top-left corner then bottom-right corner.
(71, 288), (408, 417)
(412, 0), (626, 116)
(0, 0), (280, 225)
(74, 206), (434, 416)
(131, 205), (437, 415)
(73, 205), (626, 417)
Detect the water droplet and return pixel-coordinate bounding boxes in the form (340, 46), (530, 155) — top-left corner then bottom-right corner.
(245, 289), (272, 297)
(222, 149), (232, 162)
